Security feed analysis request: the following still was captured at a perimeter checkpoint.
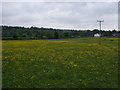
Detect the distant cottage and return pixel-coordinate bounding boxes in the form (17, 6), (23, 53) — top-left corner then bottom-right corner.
(94, 33), (101, 37)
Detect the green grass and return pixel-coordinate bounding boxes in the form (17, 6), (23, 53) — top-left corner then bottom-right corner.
(2, 37), (119, 88)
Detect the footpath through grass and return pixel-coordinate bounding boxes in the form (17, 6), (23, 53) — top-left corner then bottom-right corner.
(2, 37), (119, 88)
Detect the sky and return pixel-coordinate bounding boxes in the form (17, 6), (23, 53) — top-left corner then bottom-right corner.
(1, 2), (118, 30)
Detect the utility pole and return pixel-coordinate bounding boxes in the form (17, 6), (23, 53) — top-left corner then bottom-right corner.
(97, 20), (104, 44)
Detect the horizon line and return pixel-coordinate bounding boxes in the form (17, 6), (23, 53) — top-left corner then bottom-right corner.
(1, 25), (118, 31)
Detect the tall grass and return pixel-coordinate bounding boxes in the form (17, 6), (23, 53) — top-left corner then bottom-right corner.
(2, 37), (119, 88)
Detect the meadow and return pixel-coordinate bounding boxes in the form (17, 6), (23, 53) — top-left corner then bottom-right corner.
(2, 37), (119, 88)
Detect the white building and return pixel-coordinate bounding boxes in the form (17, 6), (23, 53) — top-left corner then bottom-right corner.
(94, 33), (101, 37)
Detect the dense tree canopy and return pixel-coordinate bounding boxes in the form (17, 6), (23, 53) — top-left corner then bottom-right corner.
(1, 26), (120, 40)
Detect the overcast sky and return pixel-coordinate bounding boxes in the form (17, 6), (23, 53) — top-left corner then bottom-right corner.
(2, 2), (118, 30)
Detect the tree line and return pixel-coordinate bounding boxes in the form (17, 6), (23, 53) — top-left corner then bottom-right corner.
(1, 26), (120, 40)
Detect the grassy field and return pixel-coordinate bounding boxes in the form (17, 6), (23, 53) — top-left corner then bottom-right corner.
(2, 37), (119, 88)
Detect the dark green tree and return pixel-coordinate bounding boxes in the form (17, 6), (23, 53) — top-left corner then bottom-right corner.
(13, 35), (18, 39)
(54, 31), (59, 39)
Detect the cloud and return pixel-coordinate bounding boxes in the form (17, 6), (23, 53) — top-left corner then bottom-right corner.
(2, 2), (118, 30)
